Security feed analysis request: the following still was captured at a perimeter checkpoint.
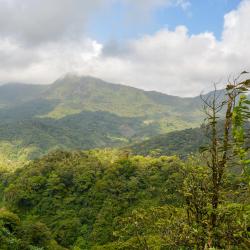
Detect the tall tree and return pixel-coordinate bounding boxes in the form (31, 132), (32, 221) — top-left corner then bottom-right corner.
(200, 72), (250, 247)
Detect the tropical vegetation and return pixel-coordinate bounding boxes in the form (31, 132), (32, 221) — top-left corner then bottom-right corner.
(0, 74), (249, 249)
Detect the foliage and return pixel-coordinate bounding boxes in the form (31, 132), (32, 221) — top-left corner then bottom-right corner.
(190, 75), (250, 248)
(232, 95), (250, 183)
(0, 75), (249, 249)
(0, 208), (64, 250)
(1, 150), (184, 249)
(0, 147), (248, 249)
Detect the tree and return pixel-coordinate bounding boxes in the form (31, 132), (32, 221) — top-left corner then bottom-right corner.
(199, 72), (250, 248)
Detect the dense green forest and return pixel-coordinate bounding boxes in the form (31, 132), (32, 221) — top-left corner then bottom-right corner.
(0, 150), (185, 249)
(0, 75), (250, 249)
(0, 148), (249, 249)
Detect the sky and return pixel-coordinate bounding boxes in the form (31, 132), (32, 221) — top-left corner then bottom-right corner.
(0, 0), (249, 96)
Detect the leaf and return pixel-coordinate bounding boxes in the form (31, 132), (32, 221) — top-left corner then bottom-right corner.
(199, 146), (208, 153)
(226, 84), (234, 90)
(243, 79), (250, 87)
(237, 86), (248, 92)
(243, 100), (250, 105)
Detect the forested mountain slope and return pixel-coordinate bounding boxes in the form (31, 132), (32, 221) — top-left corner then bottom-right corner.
(129, 127), (208, 158)
(0, 75), (206, 168)
(0, 77), (249, 250)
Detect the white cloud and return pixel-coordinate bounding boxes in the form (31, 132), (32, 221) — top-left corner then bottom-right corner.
(93, 0), (250, 96)
(91, 27), (223, 96)
(0, 0), (250, 96)
(0, 37), (102, 83)
(0, 0), (188, 45)
(0, 0), (104, 45)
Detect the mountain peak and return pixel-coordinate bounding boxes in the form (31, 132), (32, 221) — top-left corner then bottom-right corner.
(55, 73), (106, 85)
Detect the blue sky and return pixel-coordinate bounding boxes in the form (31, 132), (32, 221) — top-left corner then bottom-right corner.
(87, 0), (241, 42)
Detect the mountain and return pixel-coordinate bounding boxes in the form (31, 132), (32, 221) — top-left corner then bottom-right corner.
(41, 75), (201, 118)
(0, 75), (206, 168)
(0, 75), (203, 120)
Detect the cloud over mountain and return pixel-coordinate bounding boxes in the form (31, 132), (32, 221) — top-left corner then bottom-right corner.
(0, 0), (249, 96)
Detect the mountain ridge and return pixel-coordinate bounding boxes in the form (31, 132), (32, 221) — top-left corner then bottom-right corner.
(0, 75), (205, 118)
(0, 75), (212, 168)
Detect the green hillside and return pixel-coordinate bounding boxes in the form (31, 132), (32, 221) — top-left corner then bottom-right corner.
(0, 77), (249, 250)
(0, 75), (203, 121)
(0, 75), (205, 168)
(42, 75), (201, 119)
(129, 127), (208, 158)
